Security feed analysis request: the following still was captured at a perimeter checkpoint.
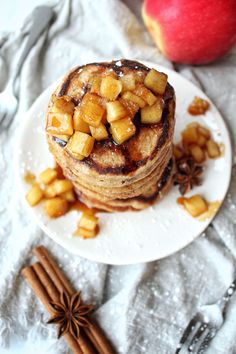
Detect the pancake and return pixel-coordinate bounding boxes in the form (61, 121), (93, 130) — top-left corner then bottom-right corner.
(75, 159), (174, 212)
(46, 59), (176, 211)
(53, 144), (172, 200)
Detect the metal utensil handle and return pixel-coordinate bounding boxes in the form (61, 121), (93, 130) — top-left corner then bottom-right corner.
(217, 278), (236, 311)
(11, 6), (54, 85)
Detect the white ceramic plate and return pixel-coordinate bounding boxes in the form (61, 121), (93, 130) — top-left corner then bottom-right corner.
(15, 60), (232, 265)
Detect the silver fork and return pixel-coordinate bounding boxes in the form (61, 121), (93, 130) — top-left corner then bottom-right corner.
(0, 6), (54, 130)
(175, 278), (236, 354)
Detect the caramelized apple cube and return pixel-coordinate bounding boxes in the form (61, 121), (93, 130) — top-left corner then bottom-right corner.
(39, 168), (57, 185)
(80, 93), (106, 127)
(73, 107), (90, 133)
(26, 184), (44, 206)
(119, 98), (139, 118)
(189, 144), (205, 163)
(141, 99), (164, 124)
(100, 76), (122, 100)
(198, 126), (211, 139)
(74, 227), (97, 238)
(79, 212), (98, 231)
(66, 142), (85, 160)
(44, 197), (68, 218)
(182, 126), (198, 145)
(90, 76), (102, 95)
(90, 123), (108, 141)
(52, 95), (75, 115)
(188, 96), (210, 115)
(183, 195), (208, 217)
(110, 117), (136, 144)
(44, 185), (57, 198)
(197, 134), (207, 147)
(47, 112), (73, 136)
(206, 140), (220, 158)
(61, 190), (76, 202)
(81, 100), (105, 127)
(67, 132), (95, 157)
(82, 93), (103, 105)
(122, 91), (146, 108)
(144, 69), (167, 95)
(53, 179), (73, 195)
(106, 101), (127, 122)
(120, 74), (136, 92)
(133, 85), (157, 106)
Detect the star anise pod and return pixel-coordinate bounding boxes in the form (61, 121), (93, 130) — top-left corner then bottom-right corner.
(174, 156), (204, 195)
(47, 291), (94, 339)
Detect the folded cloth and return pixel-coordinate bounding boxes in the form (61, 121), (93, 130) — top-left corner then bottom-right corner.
(0, 0), (235, 353)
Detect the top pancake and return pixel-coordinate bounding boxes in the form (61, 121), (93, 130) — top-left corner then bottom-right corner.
(47, 60), (175, 186)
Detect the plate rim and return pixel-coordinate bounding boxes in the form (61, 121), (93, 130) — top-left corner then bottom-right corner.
(14, 59), (233, 265)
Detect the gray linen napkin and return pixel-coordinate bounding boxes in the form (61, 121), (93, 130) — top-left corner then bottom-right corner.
(0, 0), (236, 353)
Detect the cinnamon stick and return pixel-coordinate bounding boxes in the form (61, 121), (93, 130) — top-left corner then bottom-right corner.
(33, 246), (73, 295)
(22, 266), (83, 354)
(33, 246), (115, 354)
(33, 247), (104, 350)
(32, 262), (59, 302)
(84, 325), (109, 354)
(21, 266), (52, 313)
(32, 262), (96, 354)
(86, 323), (115, 354)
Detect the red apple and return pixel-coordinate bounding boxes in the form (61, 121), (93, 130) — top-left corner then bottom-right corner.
(142, 0), (236, 64)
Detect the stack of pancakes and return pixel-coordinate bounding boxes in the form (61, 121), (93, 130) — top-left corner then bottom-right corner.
(46, 60), (175, 211)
